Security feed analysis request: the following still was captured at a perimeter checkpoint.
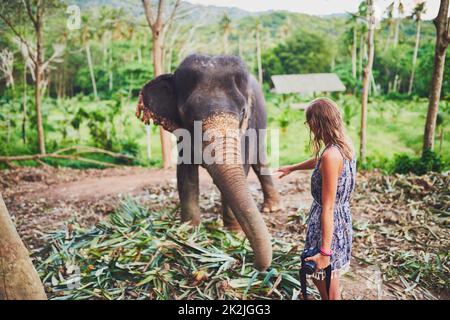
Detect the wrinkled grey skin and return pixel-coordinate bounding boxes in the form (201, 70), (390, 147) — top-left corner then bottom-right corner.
(136, 54), (280, 271)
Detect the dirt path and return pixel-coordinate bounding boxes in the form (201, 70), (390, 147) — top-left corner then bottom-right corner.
(1, 166), (299, 242)
(0, 166), (403, 300)
(22, 167), (267, 202)
(32, 168), (181, 202)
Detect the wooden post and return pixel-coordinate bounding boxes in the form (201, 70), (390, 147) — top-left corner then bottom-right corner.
(0, 194), (47, 300)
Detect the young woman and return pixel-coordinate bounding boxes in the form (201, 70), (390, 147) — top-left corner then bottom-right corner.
(277, 98), (356, 300)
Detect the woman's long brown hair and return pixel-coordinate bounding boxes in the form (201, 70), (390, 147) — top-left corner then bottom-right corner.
(305, 97), (354, 160)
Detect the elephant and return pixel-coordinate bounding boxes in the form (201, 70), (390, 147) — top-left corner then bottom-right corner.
(136, 54), (280, 271)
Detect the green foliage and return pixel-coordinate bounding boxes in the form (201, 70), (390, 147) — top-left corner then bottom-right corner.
(1, 2), (449, 170)
(337, 94), (359, 126)
(334, 63), (359, 93)
(413, 43), (450, 98)
(262, 30), (333, 81)
(118, 139), (140, 158)
(392, 150), (445, 175)
(276, 108), (294, 131)
(375, 44), (412, 93)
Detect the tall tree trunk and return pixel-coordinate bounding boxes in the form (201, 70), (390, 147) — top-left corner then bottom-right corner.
(61, 64), (66, 99)
(360, 0), (375, 163)
(142, 0), (181, 170)
(85, 43), (98, 99)
(22, 64), (27, 144)
(359, 33), (364, 81)
(5, 85), (14, 144)
(0, 194), (47, 300)
(393, 18), (400, 46)
(256, 27), (263, 86)
(408, 19), (422, 95)
(223, 29), (229, 54)
(109, 45), (113, 91)
(102, 38), (107, 68)
(153, 33), (173, 169)
(385, 23), (392, 50)
(146, 125), (152, 160)
(167, 46), (174, 73)
(352, 27), (357, 79)
(370, 72), (377, 96)
(393, 74), (399, 92)
(35, 15), (45, 154)
(137, 46), (142, 63)
(423, 0), (449, 152)
(238, 35), (243, 58)
(6, 109), (11, 144)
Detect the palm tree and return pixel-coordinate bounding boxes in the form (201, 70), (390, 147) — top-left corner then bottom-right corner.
(0, 0), (64, 155)
(80, 14), (98, 100)
(360, 0), (375, 163)
(384, 2), (395, 49)
(385, 1), (404, 49)
(278, 16), (292, 42)
(220, 14), (232, 54)
(408, 1), (426, 95)
(346, 13), (361, 79)
(393, 0), (404, 47)
(356, 2), (368, 81)
(142, 0), (182, 169)
(255, 20), (263, 85)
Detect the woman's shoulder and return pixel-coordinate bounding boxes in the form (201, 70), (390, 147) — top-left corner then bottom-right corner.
(321, 147), (344, 165)
(322, 145), (343, 158)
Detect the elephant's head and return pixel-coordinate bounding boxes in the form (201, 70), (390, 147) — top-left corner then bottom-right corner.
(136, 54), (272, 271)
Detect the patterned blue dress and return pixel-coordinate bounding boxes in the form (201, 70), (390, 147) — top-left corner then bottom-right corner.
(304, 145), (356, 280)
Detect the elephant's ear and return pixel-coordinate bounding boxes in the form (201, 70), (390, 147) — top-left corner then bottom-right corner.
(136, 74), (180, 132)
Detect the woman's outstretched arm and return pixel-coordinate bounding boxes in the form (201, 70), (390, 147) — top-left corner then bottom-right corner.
(276, 157), (317, 178)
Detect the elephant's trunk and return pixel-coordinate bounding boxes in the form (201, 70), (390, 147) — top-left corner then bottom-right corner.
(202, 113), (272, 271)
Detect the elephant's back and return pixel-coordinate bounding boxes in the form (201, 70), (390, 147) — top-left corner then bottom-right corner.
(177, 54), (248, 77)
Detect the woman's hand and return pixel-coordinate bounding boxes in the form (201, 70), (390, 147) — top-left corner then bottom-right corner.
(276, 165), (294, 179)
(305, 253), (331, 271)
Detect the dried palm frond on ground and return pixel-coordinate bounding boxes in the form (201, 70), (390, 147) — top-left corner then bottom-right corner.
(5, 166), (447, 299)
(35, 199), (312, 300)
(351, 171), (449, 299)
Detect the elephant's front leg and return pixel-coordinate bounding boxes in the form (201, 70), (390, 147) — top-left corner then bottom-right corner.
(177, 164), (201, 225)
(252, 163), (281, 213)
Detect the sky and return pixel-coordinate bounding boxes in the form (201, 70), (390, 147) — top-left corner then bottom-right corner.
(187, 0), (441, 20)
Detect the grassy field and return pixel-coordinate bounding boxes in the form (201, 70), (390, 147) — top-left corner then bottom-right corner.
(266, 94), (449, 168)
(1, 94), (448, 171)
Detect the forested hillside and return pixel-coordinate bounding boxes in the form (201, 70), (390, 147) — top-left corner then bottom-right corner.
(1, 1), (448, 168)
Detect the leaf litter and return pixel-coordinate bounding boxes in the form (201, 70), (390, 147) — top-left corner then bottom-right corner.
(35, 199), (309, 300)
(29, 170), (450, 300)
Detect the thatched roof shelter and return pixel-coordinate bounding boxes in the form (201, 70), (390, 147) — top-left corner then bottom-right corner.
(271, 73), (346, 95)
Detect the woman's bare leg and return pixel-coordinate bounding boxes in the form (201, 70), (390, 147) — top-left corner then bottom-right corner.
(312, 279), (328, 300)
(329, 276), (341, 300)
(312, 276), (341, 300)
